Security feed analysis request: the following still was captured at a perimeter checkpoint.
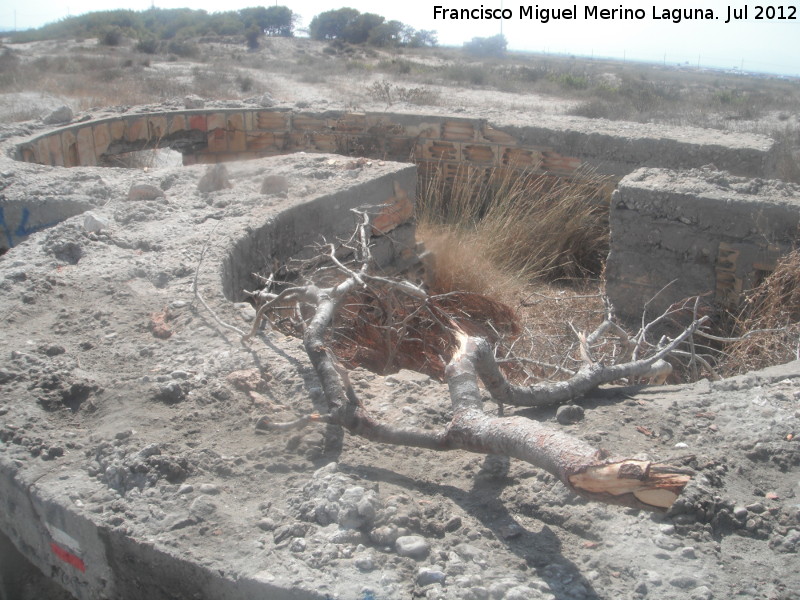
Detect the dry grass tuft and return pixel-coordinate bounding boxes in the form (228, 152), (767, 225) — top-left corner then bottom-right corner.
(417, 164), (613, 299)
(419, 224), (521, 303)
(722, 249), (800, 373)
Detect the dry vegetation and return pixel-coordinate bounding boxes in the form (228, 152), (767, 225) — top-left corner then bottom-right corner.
(723, 249), (800, 373)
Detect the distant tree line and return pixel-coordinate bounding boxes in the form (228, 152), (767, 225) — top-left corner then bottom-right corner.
(9, 6), (438, 51)
(463, 34), (507, 57)
(308, 8), (437, 48)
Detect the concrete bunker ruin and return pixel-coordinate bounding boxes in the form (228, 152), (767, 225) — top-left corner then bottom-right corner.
(1, 104), (800, 599)
(6, 105), (796, 318)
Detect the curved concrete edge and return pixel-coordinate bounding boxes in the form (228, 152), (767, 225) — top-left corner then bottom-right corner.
(2, 105), (779, 251)
(0, 199), (93, 252)
(0, 457), (329, 600)
(0, 154), (418, 600)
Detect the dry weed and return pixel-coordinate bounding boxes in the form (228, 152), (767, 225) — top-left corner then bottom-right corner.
(721, 249), (800, 373)
(417, 163), (612, 291)
(418, 224), (521, 304)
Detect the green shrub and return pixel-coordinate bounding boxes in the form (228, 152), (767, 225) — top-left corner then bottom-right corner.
(101, 27), (125, 46)
(136, 37), (159, 54)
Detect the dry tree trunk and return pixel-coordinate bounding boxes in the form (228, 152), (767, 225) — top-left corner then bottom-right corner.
(248, 214), (695, 512)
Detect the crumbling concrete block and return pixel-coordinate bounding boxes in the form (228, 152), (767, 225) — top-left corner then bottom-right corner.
(606, 167), (800, 321)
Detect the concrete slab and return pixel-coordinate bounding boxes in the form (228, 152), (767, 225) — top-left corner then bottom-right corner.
(606, 166), (800, 320)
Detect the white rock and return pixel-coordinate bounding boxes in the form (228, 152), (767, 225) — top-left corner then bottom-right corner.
(395, 535), (429, 559)
(83, 212), (110, 233)
(184, 95), (205, 109)
(43, 105), (73, 124)
(417, 568), (446, 587)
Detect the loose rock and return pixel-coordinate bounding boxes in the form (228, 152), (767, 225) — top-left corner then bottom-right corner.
(395, 535), (429, 560)
(128, 183), (166, 201)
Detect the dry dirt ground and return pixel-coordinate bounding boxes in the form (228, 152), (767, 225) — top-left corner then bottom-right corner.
(0, 38), (799, 600)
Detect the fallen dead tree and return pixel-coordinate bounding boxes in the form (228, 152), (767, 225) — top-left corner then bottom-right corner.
(242, 212), (700, 512)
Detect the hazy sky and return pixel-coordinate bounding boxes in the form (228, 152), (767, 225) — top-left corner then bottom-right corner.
(2, 1), (798, 76)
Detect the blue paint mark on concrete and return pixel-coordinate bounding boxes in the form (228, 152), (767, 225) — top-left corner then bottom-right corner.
(0, 206), (64, 248)
(0, 207), (12, 248)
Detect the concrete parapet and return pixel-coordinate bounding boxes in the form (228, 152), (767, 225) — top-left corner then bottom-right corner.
(15, 109), (777, 180)
(606, 167), (800, 321)
(5, 107), (778, 251)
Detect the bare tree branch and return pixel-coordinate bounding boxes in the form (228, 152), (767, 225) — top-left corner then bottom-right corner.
(250, 215), (695, 512)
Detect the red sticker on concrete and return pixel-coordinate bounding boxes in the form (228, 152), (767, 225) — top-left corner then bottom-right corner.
(50, 541), (86, 572)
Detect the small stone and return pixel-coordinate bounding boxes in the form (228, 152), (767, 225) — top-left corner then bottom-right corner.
(503, 586), (535, 600)
(644, 571), (663, 586)
(43, 105), (73, 124)
(258, 92), (275, 107)
(354, 553), (375, 572)
(189, 495), (217, 517)
(659, 524), (676, 535)
(445, 516), (462, 532)
(138, 443), (161, 458)
(177, 484), (194, 495)
(499, 523), (523, 539)
(733, 506), (748, 519)
(128, 183), (165, 201)
(164, 513), (198, 531)
(184, 95), (205, 109)
(465, 587), (489, 600)
(197, 164), (232, 193)
(257, 518), (277, 531)
(198, 483), (220, 495)
(261, 175), (289, 196)
(669, 575), (698, 589)
(690, 585), (714, 600)
(417, 568), (446, 587)
(395, 535), (429, 560)
(43, 344), (65, 356)
(674, 442), (689, 448)
(370, 525), (400, 546)
(289, 537), (306, 553)
(746, 502), (766, 514)
(680, 546), (697, 559)
(46, 446), (64, 459)
(83, 212), (110, 233)
(556, 404), (584, 425)
(153, 382), (185, 404)
(653, 534), (679, 551)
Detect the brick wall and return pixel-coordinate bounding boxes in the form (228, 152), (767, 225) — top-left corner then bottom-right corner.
(16, 109), (778, 181)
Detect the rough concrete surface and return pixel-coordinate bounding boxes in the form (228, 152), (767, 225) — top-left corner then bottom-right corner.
(607, 166), (800, 320)
(2, 95), (778, 251)
(0, 133), (799, 600)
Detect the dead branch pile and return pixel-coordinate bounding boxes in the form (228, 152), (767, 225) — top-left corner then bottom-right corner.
(241, 213), (703, 512)
(330, 288), (519, 380)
